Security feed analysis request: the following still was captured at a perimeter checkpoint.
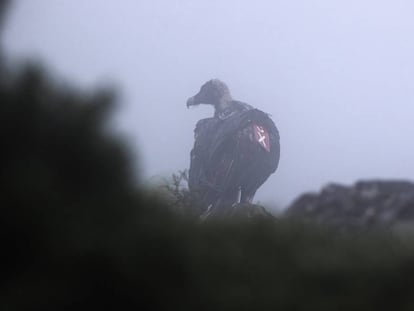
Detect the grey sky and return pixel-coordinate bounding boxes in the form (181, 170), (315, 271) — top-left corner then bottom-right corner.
(3, 0), (414, 209)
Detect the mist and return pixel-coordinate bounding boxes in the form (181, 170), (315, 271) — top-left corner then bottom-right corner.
(4, 0), (414, 209)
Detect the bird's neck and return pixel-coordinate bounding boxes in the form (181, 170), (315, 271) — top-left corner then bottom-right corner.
(214, 94), (233, 117)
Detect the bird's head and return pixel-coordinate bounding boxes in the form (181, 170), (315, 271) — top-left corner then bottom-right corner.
(186, 79), (232, 110)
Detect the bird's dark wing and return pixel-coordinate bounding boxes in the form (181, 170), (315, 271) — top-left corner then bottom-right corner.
(188, 117), (219, 192)
(189, 109), (280, 209)
(206, 109), (280, 199)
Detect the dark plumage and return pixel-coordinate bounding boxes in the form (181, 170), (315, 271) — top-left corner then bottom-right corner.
(187, 79), (280, 215)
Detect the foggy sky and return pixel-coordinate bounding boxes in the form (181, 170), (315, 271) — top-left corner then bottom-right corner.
(3, 0), (414, 209)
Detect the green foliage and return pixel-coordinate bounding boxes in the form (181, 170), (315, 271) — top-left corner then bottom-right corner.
(157, 170), (205, 218)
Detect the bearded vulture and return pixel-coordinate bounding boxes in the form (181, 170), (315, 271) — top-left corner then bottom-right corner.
(187, 79), (280, 215)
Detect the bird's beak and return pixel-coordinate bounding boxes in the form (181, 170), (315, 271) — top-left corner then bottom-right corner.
(186, 96), (196, 108)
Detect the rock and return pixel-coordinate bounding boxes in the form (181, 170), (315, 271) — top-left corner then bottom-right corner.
(285, 180), (414, 230)
(200, 203), (274, 221)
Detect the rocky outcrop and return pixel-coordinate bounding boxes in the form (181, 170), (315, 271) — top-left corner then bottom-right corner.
(201, 203), (274, 221)
(285, 180), (414, 231)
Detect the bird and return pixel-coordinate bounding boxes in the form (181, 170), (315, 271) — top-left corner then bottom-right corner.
(186, 79), (280, 216)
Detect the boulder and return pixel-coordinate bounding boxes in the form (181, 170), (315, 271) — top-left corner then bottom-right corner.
(285, 180), (414, 231)
(200, 203), (274, 221)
